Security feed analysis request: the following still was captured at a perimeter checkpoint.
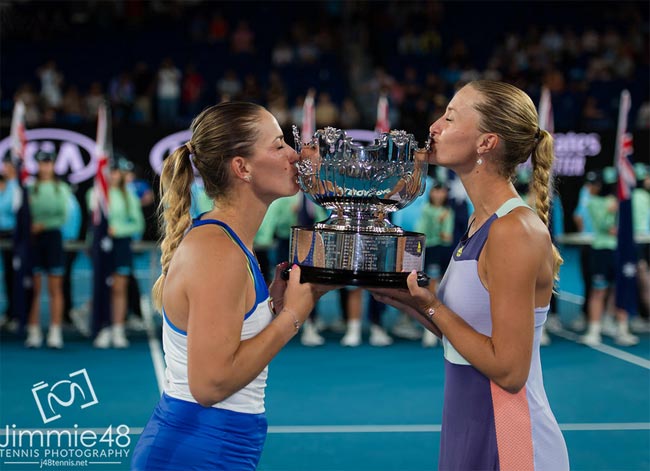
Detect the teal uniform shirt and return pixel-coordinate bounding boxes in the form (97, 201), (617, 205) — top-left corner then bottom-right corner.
(587, 195), (617, 250)
(108, 187), (145, 238)
(632, 188), (650, 235)
(28, 180), (71, 230)
(416, 204), (454, 247)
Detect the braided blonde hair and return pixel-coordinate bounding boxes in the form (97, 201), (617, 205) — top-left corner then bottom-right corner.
(152, 102), (264, 311)
(468, 80), (563, 280)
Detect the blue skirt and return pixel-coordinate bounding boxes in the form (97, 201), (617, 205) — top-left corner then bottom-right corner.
(131, 393), (267, 470)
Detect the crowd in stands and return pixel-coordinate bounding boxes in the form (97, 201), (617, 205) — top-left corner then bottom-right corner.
(2, 1), (648, 135)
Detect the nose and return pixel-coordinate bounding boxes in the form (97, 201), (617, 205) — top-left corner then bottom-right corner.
(288, 147), (299, 164)
(429, 119), (441, 136)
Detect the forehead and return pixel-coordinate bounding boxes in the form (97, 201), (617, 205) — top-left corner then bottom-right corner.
(257, 110), (282, 139)
(449, 85), (482, 113)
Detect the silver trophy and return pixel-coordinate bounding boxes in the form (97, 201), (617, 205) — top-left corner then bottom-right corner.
(287, 125), (430, 287)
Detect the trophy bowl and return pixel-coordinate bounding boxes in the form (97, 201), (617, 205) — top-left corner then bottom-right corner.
(286, 125), (430, 288)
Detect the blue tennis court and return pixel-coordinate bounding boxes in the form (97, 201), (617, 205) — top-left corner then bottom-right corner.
(1, 245), (649, 471)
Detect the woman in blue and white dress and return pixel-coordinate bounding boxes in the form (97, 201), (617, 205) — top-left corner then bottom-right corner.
(132, 102), (329, 470)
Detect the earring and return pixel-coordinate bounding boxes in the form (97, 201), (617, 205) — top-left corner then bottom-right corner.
(476, 157), (483, 165)
(244, 175), (252, 183)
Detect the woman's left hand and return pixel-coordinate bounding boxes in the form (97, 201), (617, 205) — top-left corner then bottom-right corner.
(370, 270), (440, 317)
(268, 261), (290, 314)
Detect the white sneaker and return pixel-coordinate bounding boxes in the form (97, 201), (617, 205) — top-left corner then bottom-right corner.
(630, 317), (650, 334)
(25, 325), (43, 348)
(46, 325), (64, 349)
(328, 318), (348, 334)
(341, 320), (361, 347)
(126, 316), (147, 332)
(601, 315), (618, 338)
(570, 316), (587, 331)
(391, 316), (422, 340)
(422, 330), (438, 348)
(70, 304), (91, 337)
(540, 327), (551, 346)
(545, 315), (563, 334)
(301, 320), (325, 347)
(1, 317), (19, 333)
(615, 331), (640, 347)
(369, 325), (393, 347)
(112, 325), (130, 349)
(580, 331), (601, 346)
(93, 327), (112, 349)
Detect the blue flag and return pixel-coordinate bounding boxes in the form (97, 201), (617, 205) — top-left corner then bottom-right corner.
(614, 90), (638, 315)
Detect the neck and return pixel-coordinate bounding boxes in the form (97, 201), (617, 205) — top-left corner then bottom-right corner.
(458, 167), (519, 226)
(206, 193), (267, 250)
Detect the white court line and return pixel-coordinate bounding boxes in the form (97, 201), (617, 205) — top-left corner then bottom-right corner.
(557, 291), (585, 305)
(141, 296), (165, 395)
(552, 328), (650, 370)
(3, 423), (648, 435)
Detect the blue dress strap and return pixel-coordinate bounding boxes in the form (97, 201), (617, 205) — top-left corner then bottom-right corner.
(189, 217), (269, 319)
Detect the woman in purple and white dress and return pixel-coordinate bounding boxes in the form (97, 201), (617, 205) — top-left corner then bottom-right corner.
(372, 80), (569, 471)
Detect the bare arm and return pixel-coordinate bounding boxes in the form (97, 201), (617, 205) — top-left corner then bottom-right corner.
(183, 235), (320, 406)
(437, 215), (540, 392)
(374, 212), (546, 393)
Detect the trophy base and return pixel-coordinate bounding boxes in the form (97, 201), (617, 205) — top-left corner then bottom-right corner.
(282, 266), (430, 288)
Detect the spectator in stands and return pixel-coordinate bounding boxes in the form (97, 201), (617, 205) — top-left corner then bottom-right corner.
(37, 59), (64, 110)
(181, 63), (205, 123)
(216, 69), (242, 102)
(231, 20), (255, 54)
(85, 81), (106, 122)
(315, 92), (340, 128)
(156, 57), (182, 127)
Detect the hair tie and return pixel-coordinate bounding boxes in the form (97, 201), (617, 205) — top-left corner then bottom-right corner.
(185, 141), (194, 155)
(534, 128), (541, 140)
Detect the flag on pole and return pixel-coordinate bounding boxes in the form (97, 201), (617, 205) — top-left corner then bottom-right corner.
(10, 100), (33, 330)
(613, 90), (638, 315)
(375, 94), (390, 134)
(301, 89), (315, 139)
(538, 87), (554, 134)
(91, 103), (113, 336)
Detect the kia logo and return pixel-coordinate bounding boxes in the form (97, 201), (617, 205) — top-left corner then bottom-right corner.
(149, 129), (191, 175)
(0, 128), (97, 184)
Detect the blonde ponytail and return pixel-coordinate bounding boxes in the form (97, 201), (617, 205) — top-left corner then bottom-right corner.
(531, 130), (563, 281)
(151, 146), (194, 311)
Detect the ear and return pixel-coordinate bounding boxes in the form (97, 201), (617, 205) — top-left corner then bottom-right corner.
(230, 156), (252, 182)
(477, 132), (499, 155)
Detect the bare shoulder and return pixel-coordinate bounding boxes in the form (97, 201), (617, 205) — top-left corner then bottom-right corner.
(167, 225), (249, 295)
(487, 207), (551, 255)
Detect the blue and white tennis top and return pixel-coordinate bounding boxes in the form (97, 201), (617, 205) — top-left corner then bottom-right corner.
(162, 218), (273, 414)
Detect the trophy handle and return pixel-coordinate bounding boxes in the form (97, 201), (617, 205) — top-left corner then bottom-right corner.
(292, 125), (302, 153)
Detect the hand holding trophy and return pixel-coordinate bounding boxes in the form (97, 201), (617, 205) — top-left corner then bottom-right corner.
(285, 125), (431, 288)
